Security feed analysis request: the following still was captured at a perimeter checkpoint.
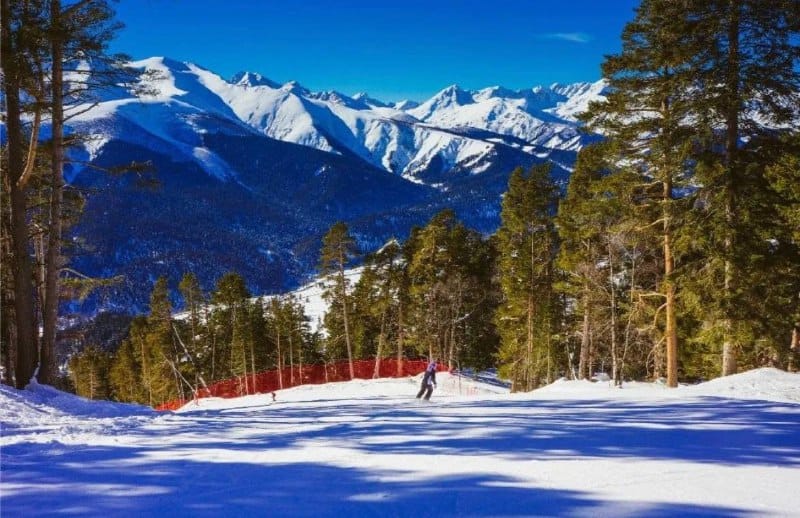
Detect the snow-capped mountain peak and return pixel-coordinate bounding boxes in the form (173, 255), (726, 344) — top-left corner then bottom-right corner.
(310, 90), (368, 110)
(230, 71), (280, 88)
(392, 99), (420, 111)
(439, 83), (473, 100)
(67, 57), (607, 185)
(351, 92), (389, 109)
(473, 85), (524, 101)
(547, 79), (609, 120)
(280, 80), (310, 96)
(408, 84), (478, 123)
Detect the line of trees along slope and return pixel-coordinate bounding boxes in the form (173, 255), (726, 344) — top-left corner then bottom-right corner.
(72, 154), (796, 403)
(68, 216), (498, 404)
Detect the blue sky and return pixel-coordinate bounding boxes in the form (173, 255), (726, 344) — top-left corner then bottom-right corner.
(111, 0), (641, 102)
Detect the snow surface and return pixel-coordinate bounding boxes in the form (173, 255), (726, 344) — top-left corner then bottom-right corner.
(2, 368), (799, 517)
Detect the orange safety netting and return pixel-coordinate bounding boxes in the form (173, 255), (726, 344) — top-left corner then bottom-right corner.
(155, 358), (445, 411)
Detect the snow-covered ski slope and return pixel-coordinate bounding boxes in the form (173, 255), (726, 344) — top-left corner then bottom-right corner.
(2, 368), (799, 517)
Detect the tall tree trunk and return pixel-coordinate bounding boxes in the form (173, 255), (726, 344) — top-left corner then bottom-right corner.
(210, 323), (216, 381)
(172, 360), (181, 401)
(2, 207), (17, 384)
(373, 310), (386, 378)
(297, 329), (303, 385)
(40, 0), (65, 385)
(242, 344), (249, 395)
(664, 176), (678, 388)
(578, 289), (590, 380)
(721, 0), (741, 377)
(621, 250), (637, 386)
(34, 228), (46, 358)
(338, 251), (354, 379)
(238, 310), (249, 395)
(206, 304), (216, 381)
(609, 242), (618, 385)
(276, 330), (283, 389)
(526, 293), (533, 391)
(229, 312), (234, 375)
(526, 231), (535, 391)
(139, 334), (151, 407)
(249, 326), (256, 392)
(428, 299), (437, 361)
(288, 331), (294, 386)
(448, 313), (456, 371)
(396, 299), (404, 376)
(546, 326), (553, 384)
(1, 282), (15, 384)
(1, 0), (38, 388)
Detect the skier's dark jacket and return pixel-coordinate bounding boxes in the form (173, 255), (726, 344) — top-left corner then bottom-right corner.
(422, 361), (437, 386)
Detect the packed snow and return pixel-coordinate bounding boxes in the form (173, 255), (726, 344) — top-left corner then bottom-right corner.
(2, 368), (798, 516)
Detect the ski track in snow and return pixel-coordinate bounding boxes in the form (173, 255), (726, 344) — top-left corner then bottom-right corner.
(2, 369), (799, 517)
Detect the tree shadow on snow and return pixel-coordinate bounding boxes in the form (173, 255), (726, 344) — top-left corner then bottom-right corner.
(1, 440), (758, 517)
(169, 395), (800, 468)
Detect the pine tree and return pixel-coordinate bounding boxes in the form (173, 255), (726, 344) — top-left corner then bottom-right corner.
(581, 0), (703, 387)
(320, 222), (359, 378)
(68, 345), (111, 400)
(178, 272), (209, 389)
(407, 210), (459, 362)
(284, 295), (311, 385)
(1, 0), (40, 388)
(40, 0), (67, 386)
(764, 137), (800, 369)
(495, 164), (560, 391)
(248, 298), (268, 375)
(450, 227), (499, 372)
(370, 240), (404, 376)
(211, 273), (251, 391)
(713, 136), (800, 371)
(144, 277), (179, 405)
(179, 273), (203, 350)
(265, 298), (285, 387)
(109, 319), (146, 403)
(679, 0), (800, 375)
(351, 264), (383, 361)
(265, 295), (313, 387)
(556, 145), (609, 380)
(230, 300), (251, 393)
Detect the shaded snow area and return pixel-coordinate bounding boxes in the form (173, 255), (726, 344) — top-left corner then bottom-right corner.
(2, 369), (799, 517)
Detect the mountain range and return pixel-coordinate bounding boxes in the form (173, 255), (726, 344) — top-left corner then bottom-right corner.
(64, 57), (607, 312)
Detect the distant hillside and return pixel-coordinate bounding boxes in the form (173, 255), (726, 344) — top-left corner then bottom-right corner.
(64, 57), (602, 311)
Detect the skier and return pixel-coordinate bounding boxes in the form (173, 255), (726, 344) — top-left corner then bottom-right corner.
(415, 359), (438, 400)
